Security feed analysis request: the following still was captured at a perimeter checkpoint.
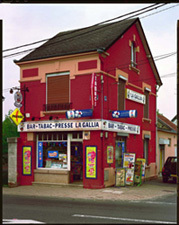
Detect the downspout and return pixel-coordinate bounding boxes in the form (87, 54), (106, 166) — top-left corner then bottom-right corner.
(156, 84), (161, 177)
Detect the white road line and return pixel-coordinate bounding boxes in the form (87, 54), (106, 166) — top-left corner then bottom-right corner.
(73, 214), (176, 224)
(131, 200), (176, 205)
(3, 219), (45, 224)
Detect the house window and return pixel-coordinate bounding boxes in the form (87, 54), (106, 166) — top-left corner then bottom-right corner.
(144, 138), (149, 165)
(144, 90), (149, 118)
(46, 72), (70, 110)
(131, 41), (137, 68)
(168, 138), (171, 147)
(118, 78), (126, 110)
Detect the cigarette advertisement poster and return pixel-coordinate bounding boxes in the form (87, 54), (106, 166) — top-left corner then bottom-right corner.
(23, 146), (32, 175)
(123, 153), (136, 169)
(107, 146), (113, 164)
(85, 146), (97, 179)
(125, 168), (135, 185)
(116, 168), (126, 187)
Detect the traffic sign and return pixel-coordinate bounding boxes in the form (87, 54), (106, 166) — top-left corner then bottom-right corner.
(10, 108), (24, 126)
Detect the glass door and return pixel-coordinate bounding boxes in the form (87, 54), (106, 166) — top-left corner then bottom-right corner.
(115, 141), (125, 168)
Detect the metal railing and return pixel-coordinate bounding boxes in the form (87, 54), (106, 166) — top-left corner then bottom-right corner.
(43, 103), (72, 111)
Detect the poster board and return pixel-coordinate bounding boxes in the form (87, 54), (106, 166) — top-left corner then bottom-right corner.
(136, 158), (146, 178)
(134, 161), (142, 185)
(107, 146), (113, 164)
(115, 168), (126, 187)
(85, 146), (97, 179)
(125, 168), (135, 186)
(22, 146), (32, 175)
(123, 153), (136, 169)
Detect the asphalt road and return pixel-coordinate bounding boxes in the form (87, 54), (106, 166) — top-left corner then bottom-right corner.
(3, 194), (177, 224)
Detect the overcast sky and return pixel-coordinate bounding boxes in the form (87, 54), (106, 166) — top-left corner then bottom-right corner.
(1, 3), (178, 120)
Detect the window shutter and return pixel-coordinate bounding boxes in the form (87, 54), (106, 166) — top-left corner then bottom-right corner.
(47, 74), (69, 104)
(118, 78), (126, 110)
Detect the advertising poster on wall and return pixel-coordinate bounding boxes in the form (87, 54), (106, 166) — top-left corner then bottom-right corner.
(107, 146), (113, 164)
(123, 153), (136, 169)
(38, 142), (43, 167)
(116, 168), (126, 187)
(85, 146), (97, 179)
(23, 146), (32, 175)
(125, 168), (135, 186)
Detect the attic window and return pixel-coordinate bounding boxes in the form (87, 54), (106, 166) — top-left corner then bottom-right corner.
(131, 41), (137, 67)
(129, 36), (140, 74)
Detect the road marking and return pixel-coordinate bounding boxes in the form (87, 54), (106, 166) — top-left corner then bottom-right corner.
(131, 200), (176, 205)
(73, 214), (176, 224)
(3, 219), (45, 224)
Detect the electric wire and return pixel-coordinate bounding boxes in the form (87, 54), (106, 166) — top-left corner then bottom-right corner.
(3, 3), (168, 59)
(2, 3), (161, 53)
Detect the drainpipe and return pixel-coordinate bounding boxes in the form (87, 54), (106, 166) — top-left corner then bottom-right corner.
(156, 84), (161, 177)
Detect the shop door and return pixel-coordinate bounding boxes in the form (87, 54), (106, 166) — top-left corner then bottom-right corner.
(115, 141), (125, 168)
(71, 142), (83, 182)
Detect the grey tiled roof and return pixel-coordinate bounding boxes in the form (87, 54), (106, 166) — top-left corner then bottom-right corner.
(17, 18), (137, 63)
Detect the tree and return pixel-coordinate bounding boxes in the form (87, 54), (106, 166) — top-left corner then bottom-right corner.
(2, 110), (20, 155)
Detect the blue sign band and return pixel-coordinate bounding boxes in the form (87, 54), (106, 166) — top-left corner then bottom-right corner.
(112, 110), (137, 118)
(66, 109), (93, 119)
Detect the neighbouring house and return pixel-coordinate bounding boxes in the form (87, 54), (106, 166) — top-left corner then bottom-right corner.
(157, 114), (177, 176)
(171, 115), (177, 126)
(10, 17), (162, 188)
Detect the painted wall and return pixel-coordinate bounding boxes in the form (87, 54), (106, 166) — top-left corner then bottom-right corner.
(156, 130), (177, 175)
(16, 21), (159, 186)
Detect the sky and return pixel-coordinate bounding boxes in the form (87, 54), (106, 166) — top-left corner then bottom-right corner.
(1, 3), (178, 121)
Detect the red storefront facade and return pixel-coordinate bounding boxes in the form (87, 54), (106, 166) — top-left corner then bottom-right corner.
(14, 18), (162, 188)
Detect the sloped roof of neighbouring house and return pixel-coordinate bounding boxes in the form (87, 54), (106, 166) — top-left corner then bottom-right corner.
(157, 114), (177, 134)
(15, 17), (162, 86)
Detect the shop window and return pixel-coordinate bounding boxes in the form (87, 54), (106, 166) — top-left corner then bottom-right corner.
(143, 138), (149, 165)
(72, 132), (83, 140)
(38, 141), (68, 169)
(118, 78), (126, 111)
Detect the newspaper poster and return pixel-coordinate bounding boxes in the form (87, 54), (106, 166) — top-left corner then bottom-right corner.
(116, 168), (125, 187)
(123, 153), (136, 169)
(136, 158), (146, 178)
(125, 168), (135, 186)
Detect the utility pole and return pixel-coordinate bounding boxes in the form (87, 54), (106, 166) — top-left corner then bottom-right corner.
(177, 20), (179, 225)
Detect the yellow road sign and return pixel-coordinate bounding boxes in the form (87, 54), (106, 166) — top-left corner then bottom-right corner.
(10, 108), (24, 126)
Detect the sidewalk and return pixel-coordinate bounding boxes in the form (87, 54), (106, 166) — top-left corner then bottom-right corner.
(3, 178), (177, 202)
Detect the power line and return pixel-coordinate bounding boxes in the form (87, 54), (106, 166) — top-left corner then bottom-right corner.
(3, 3), (159, 53)
(3, 3), (167, 59)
